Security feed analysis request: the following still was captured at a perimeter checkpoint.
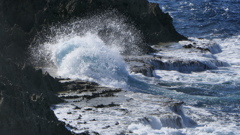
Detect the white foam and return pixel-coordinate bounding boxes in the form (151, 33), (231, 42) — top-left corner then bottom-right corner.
(52, 90), (240, 135)
(128, 105), (240, 135)
(128, 122), (240, 135)
(215, 35), (240, 65)
(31, 10), (240, 134)
(31, 11), (144, 88)
(52, 90), (199, 135)
(44, 33), (129, 88)
(152, 36), (240, 86)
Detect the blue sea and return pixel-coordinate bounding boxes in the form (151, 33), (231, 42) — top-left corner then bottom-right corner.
(150, 0), (240, 39)
(147, 0), (240, 110)
(33, 0), (240, 134)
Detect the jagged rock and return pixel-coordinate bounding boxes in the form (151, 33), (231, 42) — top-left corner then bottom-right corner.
(53, 80), (196, 134)
(0, 0), (186, 61)
(130, 64), (154, 77)
(0, 57), (71, 135)
(181, 39), (222, 54)
(0, 0), (188, 134)
(150, 59), (214, 73)
(125, 56), (155, 76)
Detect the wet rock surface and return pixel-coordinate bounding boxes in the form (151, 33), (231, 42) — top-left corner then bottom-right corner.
(126, 39), (228, 76)
(52, 79), (196, 134)
(125, 56), (155, 77)
(126, 55), (225, 76)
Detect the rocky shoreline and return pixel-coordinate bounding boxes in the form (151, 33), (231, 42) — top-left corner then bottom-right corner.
(0, 0), (186, 61)
(0, 0), (187, 134)
(52, 79), (196, 134)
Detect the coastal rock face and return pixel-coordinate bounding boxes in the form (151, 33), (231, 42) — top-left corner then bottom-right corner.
(0, 0), (187, 134)
(0, 0), (186, 61)
(0, 57), (71, 135)
(52, 79), (196, 134)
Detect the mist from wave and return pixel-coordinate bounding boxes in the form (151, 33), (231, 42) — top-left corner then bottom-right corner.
(31, 11), (149, 89)
(30, 3), (240, 134)
(30, 8), (240, 113)
(46, 33), (130, 88)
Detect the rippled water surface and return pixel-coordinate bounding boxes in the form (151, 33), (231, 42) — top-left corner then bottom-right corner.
(149, 0), (240, 39)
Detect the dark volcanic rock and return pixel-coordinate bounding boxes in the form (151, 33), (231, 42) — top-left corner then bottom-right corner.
(0, 0), (187, 134)
(0, 57), (72, 135)
(0, 0), (186, 61)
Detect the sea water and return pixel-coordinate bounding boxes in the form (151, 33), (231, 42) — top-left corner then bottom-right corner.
(147, 0), (240, 110)
(32, 1), (240, 134)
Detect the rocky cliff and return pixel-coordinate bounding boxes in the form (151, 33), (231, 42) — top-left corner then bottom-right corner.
(0, 57), (72, 135)
(0, 0), (187, 134)
(0, 0), (186, 61)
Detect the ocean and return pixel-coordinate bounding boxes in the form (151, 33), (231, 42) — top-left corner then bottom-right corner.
(148, 0), (240, 112)
(32, 0), (240, 134)
(148, 0), (240, 116)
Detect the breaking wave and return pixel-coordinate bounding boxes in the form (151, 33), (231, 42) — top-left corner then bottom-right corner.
(31, 11), (144, 88)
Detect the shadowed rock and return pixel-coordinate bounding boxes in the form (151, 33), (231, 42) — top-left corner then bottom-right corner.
(0, 57), (72, 135)
(0, 0), (188, 134)
(0, 0), (186, 61)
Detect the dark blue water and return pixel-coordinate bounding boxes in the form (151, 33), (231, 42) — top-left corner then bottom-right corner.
(149, 0), (240, 39)
(145, 0), (240, 106)
(140, 1), (240, 132)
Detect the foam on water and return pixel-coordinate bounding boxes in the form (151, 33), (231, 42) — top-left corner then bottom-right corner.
(128, 101), (240, 135)
(150, 36), (240, 107)
(215, 35), (240, 65)
(52, 88), (240, 135)
(31, 11), (144, 88)
(31, 8), (240, 135)
(128, 119), (240, 135)
(46, 33), (129, 88)
(122, 35), (239, 135)
(36, 33), (240, 135)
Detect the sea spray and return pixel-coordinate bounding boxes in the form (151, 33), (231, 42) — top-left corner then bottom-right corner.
(30, 1), (240, 134)
(31, 11), (145, 88)
(32, 11), (144, 56)
(49, 33), (129, 87)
